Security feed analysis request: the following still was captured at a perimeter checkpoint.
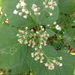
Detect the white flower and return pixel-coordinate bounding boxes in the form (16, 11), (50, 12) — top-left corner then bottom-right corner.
(16, 4), (20, 9)
(25, 11), (29, 14)
(4, 13), (7, 16)
(40, 53), (43, 56)
(45, 63), (48, 67)
(1, 12), (3, 14)
(45, 5), (48, 8)
(34, 8), (38, 12)
(50, 13), (53, 16)
(55, 25), (61, 31)
(13, 10), (17, 14)
(20, 1), (25, 6)
(47, 24), (50, 26)
(53, 22), (56, 25)
(19, 12), (22, 16)
(59, 63), (63, 66)
(35, 48), (38, 51)
(36, 31), (39, 34)
(40, 60), (43, 63)
(22, 8), (25, 12)
(23, 15), (27, 19)
(38, 12), (40, 15)
(43, 2), (46, 5)
(53, 60), (56, 63)
(59, 56), (62, 60)
(25, 26), (28, 30)
(48, 2), (52, 5)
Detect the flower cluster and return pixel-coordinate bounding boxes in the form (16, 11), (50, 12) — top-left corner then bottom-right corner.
(45, 57), (63, 70)
(31, 4), (40, 15)
(43, 0), (57, 16)
(17, 26), (63, 70)
(13, 0), (29, 19)
(17, 26), (49, 62)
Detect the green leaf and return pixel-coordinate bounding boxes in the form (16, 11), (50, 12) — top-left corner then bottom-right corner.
(10, 48), (30, 75)
(58, 0), (75, 14)
(0, 0), (5, 8)
(0, 26), (27, 69)
(63, 32), (75, 48)
(0, 23), (3, 28)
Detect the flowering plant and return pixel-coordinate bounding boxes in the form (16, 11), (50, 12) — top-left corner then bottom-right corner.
(0, 0), (75, 75)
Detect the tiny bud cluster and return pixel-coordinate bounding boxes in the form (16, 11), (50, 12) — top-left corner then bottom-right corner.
(44, 59), (63, 70)
(13, 0), (29, 19)
(43, 1), (57, 16)
(0, 8), (8, 24)
(32, 4), (41, 15)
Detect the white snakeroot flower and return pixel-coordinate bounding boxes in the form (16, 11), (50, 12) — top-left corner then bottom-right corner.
(19, 12), (22, 16)
(28, 44), (31, 46)
(35, 48), (38, 51)
(38, 12), (40, 15)
(23, 15), (27, 19)
(59, 63), (63, 66)
(39, 46), (42, 49)
(40, 53), (43, 56)
(59, 56), (62, 60)
(34, 8), (38, 12)
(20, 1), (26, 6)
(48, 2), (52, 5)
(16, 4), (20, 9)
(25, 26), (28, 30)
(13, 10), (18, 14)
(45, 63), (48, 67)
(43, 2), (46, 5)
(34, 12), (37, 15)
(42, 28), (44, 31)
(45, 5), (48, 8)
(53, 22), (56, 25)
(55, 25), (61, 31)
(41, 57), (44, 60)
(47, 34), (49, 37)
(25, 11), (29, 14)
(1, 12), (3, 14)
(40, 60), (43, 63)
(53, 60), (56, 63)
(50, 13), (53, 16)
(25, 32), (28, 34)
(24, 41), (28, 44)
(4, 13), (7, 16)
(37, 56), (40, 59)
(47, 24), (50, 26)
(32, 4), (37, 8)
(22, 8), (25, 12)
(32, 45), (34, 48)
(0, 7), (1, 11)
(34, 58), (38, 61)
(36, 31), (39, 34)
(31, 53), (34, 58)
(52, 7), (54, 10)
